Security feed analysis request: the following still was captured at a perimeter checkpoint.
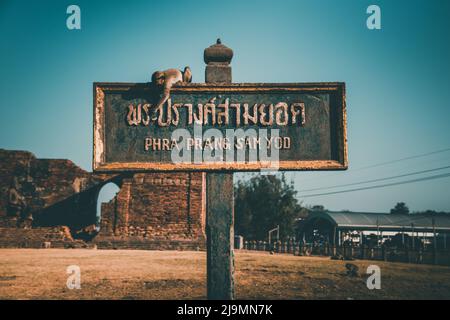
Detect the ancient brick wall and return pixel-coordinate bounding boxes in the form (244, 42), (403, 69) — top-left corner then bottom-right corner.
(96, 172), (206, 249)
(0, 149), (207, 250)
(0, 149), (100, 230)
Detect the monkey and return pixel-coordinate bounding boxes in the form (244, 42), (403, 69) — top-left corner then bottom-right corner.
(152, 66), (192, 110)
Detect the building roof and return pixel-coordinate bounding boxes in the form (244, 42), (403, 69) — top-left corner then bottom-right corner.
(306, 211), (450, 232)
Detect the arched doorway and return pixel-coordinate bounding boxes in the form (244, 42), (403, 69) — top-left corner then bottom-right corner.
(96, 182), (121, 232)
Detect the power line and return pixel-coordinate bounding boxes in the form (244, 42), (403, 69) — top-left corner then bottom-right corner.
(353, 147), (450, 172)
(299, 172), (450, 198)
(298, 146), (450, 183)
(299, 165), (450, 193)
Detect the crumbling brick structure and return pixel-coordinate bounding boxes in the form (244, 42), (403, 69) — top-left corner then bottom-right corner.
(94, 173), (206, 250)
(0, 149), (102, 229)
(0, 149), (206, 250)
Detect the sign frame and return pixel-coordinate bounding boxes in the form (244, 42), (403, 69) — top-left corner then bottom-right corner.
(93, 82), (347, 172)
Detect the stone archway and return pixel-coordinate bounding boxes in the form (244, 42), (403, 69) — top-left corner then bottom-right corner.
(95, 181), (121, 232)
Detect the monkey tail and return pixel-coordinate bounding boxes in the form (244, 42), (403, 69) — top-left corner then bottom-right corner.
(183, 66), (192, 83)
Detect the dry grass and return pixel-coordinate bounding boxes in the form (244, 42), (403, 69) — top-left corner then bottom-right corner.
(0, 249), (449, 300)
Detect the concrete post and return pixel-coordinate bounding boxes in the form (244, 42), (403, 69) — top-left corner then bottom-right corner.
(205, 39), (234, 300)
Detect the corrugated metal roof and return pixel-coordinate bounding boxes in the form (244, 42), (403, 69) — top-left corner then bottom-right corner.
(307, 211), (450, 232)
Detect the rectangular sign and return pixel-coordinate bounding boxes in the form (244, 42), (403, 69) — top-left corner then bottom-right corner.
(93, 82), (347, 172)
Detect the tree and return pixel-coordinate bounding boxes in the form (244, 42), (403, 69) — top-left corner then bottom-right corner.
(234, 174), (302, 241)
(390, 202), (409, 215)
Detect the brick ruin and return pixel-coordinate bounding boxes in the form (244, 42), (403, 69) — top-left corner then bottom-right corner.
(0, 149), (206, 250)
(96, 173), (206, 250)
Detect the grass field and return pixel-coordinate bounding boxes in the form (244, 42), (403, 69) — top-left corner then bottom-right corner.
(0, 249), (449, 300)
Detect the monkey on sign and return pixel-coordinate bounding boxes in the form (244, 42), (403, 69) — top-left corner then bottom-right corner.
(152, 67), (192, 110)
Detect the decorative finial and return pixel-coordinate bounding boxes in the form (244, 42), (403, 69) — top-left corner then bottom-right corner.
(204, 39), (233, 65)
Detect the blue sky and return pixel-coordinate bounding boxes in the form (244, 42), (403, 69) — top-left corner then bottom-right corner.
(1, 0), (449, 213)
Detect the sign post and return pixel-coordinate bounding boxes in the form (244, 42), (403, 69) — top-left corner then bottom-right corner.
(92, 39), (347, 300)
(204, 39), (235, 300)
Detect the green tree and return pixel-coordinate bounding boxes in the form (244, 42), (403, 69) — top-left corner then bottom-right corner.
(390, 202), (410, 214)
(234, 174), (302, 241)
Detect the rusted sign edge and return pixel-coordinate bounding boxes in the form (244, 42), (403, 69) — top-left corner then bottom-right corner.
(93, 82), (348, 172)
(95, 160), (346, 172)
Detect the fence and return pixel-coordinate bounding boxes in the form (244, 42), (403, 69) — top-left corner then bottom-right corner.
(242, 240), (450, 266)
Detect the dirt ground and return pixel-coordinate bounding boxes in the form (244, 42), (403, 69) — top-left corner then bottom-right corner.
(0, 249), (449, 300)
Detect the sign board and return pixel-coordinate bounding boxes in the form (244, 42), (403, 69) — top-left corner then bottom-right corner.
(93, 82), (347, 172)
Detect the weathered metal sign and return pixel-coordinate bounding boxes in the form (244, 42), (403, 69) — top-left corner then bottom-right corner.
(93, 82), (347, 172)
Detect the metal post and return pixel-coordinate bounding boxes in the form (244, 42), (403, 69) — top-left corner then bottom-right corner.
(268, 225), (279, 245)
(433, 218), (437, 265)
(360, 231), (364, 259)
(205, 39), (234, 300)
(376, 218), (380, 247)
(402, 227), (405, 246)
(444, 233), (447, 250)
